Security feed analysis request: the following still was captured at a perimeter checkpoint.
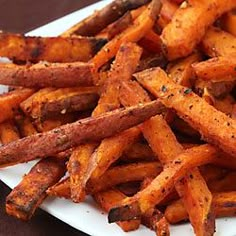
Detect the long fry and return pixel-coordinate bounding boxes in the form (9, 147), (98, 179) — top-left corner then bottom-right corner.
(0, 62), (94, 88)
(108, 144), (220, 222)
(137, 67), (236, 157)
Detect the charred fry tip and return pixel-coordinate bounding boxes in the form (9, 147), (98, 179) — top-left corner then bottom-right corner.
(108, 201), (141, 223)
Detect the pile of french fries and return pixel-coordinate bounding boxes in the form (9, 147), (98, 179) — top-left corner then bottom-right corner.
(0, 0), (236, 235)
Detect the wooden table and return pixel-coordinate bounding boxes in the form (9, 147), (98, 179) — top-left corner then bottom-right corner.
(0, 1), (101, 235)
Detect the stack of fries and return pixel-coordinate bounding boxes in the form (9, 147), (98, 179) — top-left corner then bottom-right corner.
(0, 0), (236, 235)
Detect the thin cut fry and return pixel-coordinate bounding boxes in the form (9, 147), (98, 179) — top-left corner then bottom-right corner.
(137, 67), (236, 157)
(68, 143), (98, 202)
(161, 0), (236, 60)
(193, 56), (236, 82)
(0, 100), (164, 168)
(91, 0), (162, 70)
(69, 43), (142, 202)
(165, 192), (236, 224)
(108, 144), (219, 221)
(62, 0), (151, 37)
(93, 189), (140, 232)
(201, 26), (236, 57)
(0, 62), (94, 88)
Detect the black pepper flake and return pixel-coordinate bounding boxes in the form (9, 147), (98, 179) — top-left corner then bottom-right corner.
(161, 188), (165, 193)
(161, 85), (167, 92)
(189, 105), (193, 110)
(232, 135), (235, 138)
(189, 174), (193, 179)
(183, 88), (192, 95)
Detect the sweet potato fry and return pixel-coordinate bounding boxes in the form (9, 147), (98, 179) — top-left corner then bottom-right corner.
(0, 121), (20, 144)
(21, 87), (99, 119)
(6, 158), (66, 220)
(0, 33), (106, 63)
(47, 178), (71, 199)
(68, 143), (98, 202)
(0, 88), (34, 123)
(48, 162), (162, 198)
(14, 115), (37, 137)
(88, 162), (162, 194)
(69, 43), (142, 202)
(122, 142), (155, 161)
(0, 99), (164, 167)
(193, 56), (236, 82)
(89, 127), (141, 180)
(157, 0), (178, 29)
(93, 43), (142, 114)
(62, 0), (151, 37)
(167, 52), (202, 87)
(161, 0), (236, 60)
(165, 192), (236, 223)
(201, 26), (236, 57)
(221, 10), (236, 37)
(108, 144), (219, 221)
(91, 0), (162, 70)
(93, 189), (140, 232)
(0, 62), (95, 88)
(137, 67), (236, 157)
(213, 95), (235, 116)
(208, 172), (236, 192)
(142, 208), (170, 236)
(34, 113), (77, 132)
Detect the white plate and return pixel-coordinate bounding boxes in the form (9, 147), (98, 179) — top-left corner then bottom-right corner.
(0, 1), (235, 235)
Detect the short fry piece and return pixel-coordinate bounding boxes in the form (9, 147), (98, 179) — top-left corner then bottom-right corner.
(0, 88), (34, 123)
(193, 56), (236, 82)
(6, 158), (66, 220)
(68, 143), (98, 202)
(137, 67), (236, 157)
(0, 62), (94, 88)
(161, 0), (236, 60)
(47, 178), (71, 199)
(93, 189), (140, 232)
(0, 121), (20, 144)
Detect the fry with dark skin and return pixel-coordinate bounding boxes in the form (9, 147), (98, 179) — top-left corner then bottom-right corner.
(93, 189), (140, 232)
(0, 62), (94, 88)
(6, 158), (66, 220)
(137, 67), (236, 157)
(165, 192), (236, 224)
(193, 56), (236, 82)
(21, 87), (99, 119)
(161, 0), (236, 60)
(0, 33), (107, 63)
(91, 0), (162, 70)
(62, 0), (151, 37)
(0, 99), (164, 168)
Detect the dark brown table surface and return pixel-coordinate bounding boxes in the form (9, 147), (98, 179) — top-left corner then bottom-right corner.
(0, 1), (101, 235)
